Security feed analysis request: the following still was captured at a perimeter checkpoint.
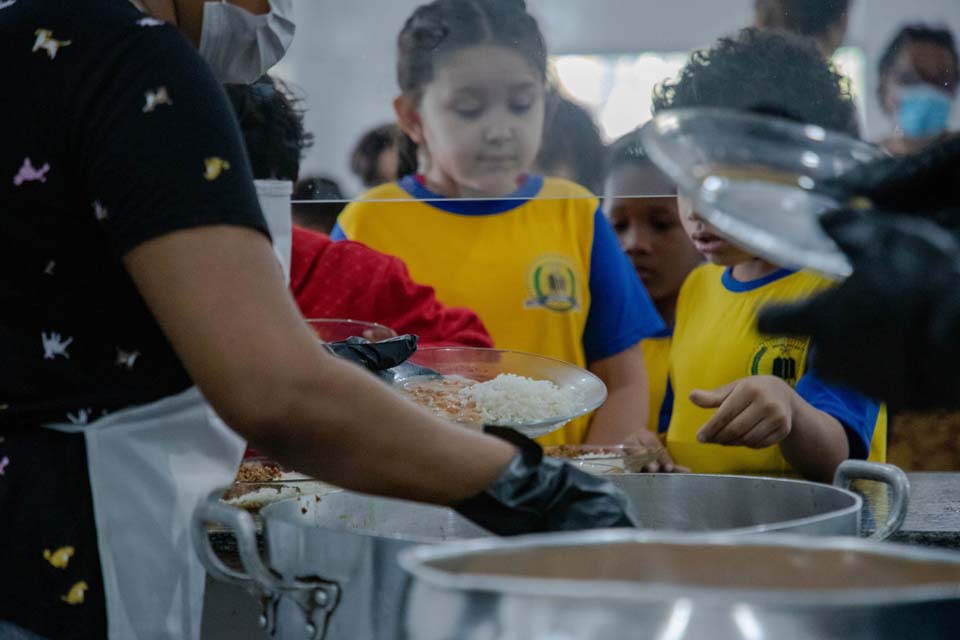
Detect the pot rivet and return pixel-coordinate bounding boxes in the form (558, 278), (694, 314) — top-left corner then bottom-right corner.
(305, 622), (317, 635)
(258, 614), (267, 628)
(314, 592), (328, 606)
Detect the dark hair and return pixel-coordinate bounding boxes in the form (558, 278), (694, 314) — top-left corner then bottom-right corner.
(293, 175), (344, 201)
(350, 124), (401, 188)
(605, 129), (655, 175)
(224, 76), (314, 182)
(536, 91), (605, 192)
(397, 0), (547, 99)
(395, 0), (548, 174)
(652, 28), (859, 137)
(755, 0), (850, 37)
(292, 175), (345, 233)
(877, 24), (959, 87)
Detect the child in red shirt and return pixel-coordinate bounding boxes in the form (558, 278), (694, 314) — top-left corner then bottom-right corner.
(290, 226), (492, 347)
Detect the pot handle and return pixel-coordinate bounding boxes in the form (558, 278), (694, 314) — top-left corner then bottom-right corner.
(833, 460), (910, 541)
(191, 487), (282, 590)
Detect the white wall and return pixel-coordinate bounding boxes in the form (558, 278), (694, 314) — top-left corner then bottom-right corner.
(277, 0), (960, 197)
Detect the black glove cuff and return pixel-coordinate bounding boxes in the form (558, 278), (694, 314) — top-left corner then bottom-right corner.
(323, 334), (419, 371)
(455, 433), (639, 536)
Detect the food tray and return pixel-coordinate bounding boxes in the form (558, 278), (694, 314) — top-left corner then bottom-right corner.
(544, 444), (662, 474)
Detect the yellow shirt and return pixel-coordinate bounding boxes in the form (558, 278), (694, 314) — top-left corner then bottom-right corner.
(334, 175), (664, 445)
(641, 333), (671, 435)
(667, 264), (886, 474)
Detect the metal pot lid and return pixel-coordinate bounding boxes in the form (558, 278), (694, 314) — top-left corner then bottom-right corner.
(641, 108), (888, 280)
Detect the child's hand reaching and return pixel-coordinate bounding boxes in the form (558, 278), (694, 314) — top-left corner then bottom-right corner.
(623, 429), (688, 473)
(690, 376), (798, 449)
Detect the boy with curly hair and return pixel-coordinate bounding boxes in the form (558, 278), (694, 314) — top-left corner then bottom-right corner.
(653, 28), (886, 481)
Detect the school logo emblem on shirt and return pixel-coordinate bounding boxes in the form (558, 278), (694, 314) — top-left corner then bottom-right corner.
(525, 255), (580, 313)
(750, 337), (808, 385)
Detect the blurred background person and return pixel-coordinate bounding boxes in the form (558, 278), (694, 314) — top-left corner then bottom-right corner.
(225, 76), (495, 348)
(293, 175), (346, 233)
(877, 24), (959, 155)
(754, 0), (852, 56)
(350, 122), (402, 188)
(534, 89), (607, 193)
(602, 131), (702, 438)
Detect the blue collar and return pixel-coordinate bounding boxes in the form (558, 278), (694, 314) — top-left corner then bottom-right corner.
(721, 266), (796, 292)
(398, 174), (544, 215)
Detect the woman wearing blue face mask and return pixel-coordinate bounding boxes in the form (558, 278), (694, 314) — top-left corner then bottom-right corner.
(877, 24), (959, 156)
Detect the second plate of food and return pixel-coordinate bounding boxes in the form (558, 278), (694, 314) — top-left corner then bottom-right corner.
(394, 347), (607, 439)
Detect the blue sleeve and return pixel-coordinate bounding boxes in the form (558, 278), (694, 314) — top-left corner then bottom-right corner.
(795, 370), (880, 460)
(583, 207), (666, 362)
(330, 222), (348, 241)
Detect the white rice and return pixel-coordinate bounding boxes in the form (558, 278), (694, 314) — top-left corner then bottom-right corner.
(458, 373), (580, 424)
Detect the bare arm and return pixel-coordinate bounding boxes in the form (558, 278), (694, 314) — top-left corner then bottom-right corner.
(587, 344), (679, 470)
(779, 395), (849, 483)
(692, 376), (849, 482)
(124, 225), (514, 504)
(585, 343), (649, 444)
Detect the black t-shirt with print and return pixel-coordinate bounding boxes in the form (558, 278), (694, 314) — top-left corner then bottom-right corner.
(0, 0), (268, 429)
(0, 1), (267, 636)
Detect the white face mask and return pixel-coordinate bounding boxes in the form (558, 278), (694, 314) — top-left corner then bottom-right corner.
(198, 0), (295, 85)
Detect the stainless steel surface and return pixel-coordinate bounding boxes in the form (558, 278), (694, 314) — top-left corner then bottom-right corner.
(400, 530), (960, 640)
(195, 489), (489, 640)
(607, 460), (908, 539)
(834, 460), (910, 540)
(199, 472), (960, 639)
(194, 462), (909, 639)
(193, 490), (342, 640)
(641, 108), (887, 279)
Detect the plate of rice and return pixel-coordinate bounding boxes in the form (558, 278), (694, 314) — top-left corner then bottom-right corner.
(395, 347), (607, 438)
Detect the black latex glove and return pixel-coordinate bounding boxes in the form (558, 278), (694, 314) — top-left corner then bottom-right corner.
(455, 427), (640, 536)
(323, 334), (419, 371)
(758, 209), (960, 410)
(826, 135), (960, 232)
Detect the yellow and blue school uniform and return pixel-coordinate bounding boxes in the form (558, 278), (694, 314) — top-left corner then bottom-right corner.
(664, 264), (887, 475)
(333, 175), (665, 445)
(641, 329), (673, 436)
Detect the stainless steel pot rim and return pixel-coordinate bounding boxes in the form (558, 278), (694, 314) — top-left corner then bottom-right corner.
(259, 472), (864, 540)
(609, 472), (864, 535)
(399, 530), (960, 607)
(260, 491), (490, 545)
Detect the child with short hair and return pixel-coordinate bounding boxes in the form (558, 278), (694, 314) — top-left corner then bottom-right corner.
(652, 28), (886, 481)
(602, 131), (702, 436)
(334, 0), (670, 459)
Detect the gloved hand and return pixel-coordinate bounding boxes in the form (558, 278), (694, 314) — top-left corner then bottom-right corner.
(323, 334), (419, 371)
(826, 135), (960, 232)
(758, 208), (960, 410)
(455, 427), (640, 536)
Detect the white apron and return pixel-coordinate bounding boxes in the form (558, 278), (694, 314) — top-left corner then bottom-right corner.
(36, 179), (295, 638)
(46, 387), (245, 640)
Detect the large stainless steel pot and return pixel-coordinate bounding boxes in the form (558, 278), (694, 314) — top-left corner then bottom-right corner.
(608, 460), (909, 539)
(400, 530), (960, 640)
(194, 491), (488, 640)
(192, 461), (908, 640)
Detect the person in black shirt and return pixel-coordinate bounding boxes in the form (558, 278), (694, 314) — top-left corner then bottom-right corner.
(0, 2), (638, 638)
